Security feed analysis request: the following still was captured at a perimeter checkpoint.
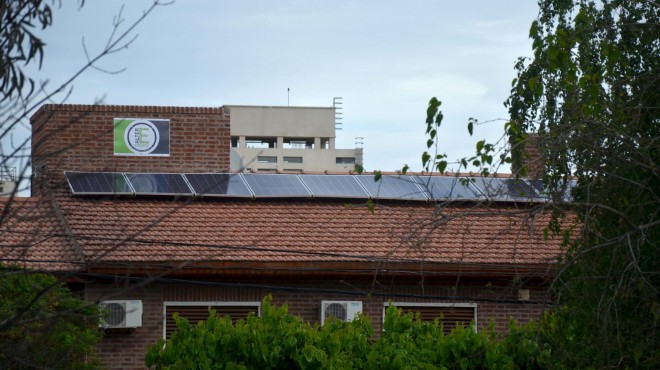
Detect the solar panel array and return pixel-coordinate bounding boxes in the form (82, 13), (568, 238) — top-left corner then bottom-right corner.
(65, 171), (561, 202)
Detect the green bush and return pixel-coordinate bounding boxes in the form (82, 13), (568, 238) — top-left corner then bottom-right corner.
(147, 296), (557, 370)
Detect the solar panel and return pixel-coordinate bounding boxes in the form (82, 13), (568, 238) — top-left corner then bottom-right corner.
(241, 174), (311, 198)
(528, 178), (576, 201)
(184, 173), (253, 197)
(412, 176), (481, 200)
(355, 175), (428, 200)
(65, 172), (133, 195)
(298, 175), (370, 198)
(125, 173), (193, 195)
(472, 177), (540, 201)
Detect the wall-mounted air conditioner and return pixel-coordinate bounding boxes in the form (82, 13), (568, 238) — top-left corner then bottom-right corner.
(320, 301), (362, 325)
(99, 300), (143, 328)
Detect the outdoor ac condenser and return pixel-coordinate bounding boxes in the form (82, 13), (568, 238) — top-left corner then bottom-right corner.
(99, 300), (143, 328)
(320, 300), (362, 325)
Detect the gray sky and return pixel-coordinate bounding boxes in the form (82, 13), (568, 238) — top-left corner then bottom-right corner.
(21, 0), (539, 173)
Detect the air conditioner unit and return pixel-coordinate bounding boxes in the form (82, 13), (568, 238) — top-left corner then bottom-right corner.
(320, 301), (362, 325)
(99, 300), (143, 328)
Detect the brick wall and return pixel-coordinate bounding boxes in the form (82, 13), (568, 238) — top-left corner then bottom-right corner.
(30, 104), (230, 195)
(88, 277), (549, 369)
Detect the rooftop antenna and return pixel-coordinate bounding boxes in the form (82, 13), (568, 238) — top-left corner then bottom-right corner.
(287, 88), (290, 106)
(333, 97), (342, 130)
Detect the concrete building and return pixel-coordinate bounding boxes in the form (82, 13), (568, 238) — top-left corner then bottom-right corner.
(225, 105), (363, 173)
(0, 168), (17, 197)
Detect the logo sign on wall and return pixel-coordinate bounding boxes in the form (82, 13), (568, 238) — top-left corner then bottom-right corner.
(114, 118), (170, 156)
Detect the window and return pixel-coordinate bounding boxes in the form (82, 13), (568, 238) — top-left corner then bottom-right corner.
(163, 302), (260, 338)
(283, 156), (303, 164)
(257, 156), (277, 164)
(336, 157), (356, 164)
(245, 137), (276, 149)
(384, 302), (477, 333)
(283, 137), (314, 149)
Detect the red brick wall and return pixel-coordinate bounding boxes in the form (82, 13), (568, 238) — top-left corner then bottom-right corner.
(30, 104), (230, 195)
(88, 277), (549, 369)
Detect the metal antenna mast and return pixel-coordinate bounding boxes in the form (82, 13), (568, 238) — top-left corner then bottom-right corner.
(333, 97), (342, 130)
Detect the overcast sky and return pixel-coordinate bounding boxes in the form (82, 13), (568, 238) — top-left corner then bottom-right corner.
(19, 0), (540, 173)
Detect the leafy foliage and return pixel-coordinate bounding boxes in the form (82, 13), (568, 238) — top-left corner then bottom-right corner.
(0, 268), (101, 369)
(147, 296), (557, 369)
(502, 0), (659, 368)
(0, 0), (57, 102)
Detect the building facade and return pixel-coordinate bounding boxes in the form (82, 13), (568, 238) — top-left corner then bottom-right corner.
(225, 105), (363, 173)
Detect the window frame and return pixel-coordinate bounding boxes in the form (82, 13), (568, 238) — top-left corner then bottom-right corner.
(383, 302), (477, 332)
(162, 301), (261, 339)
(336, 157), (356, 164)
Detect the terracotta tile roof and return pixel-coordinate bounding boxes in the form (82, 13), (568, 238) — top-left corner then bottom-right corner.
(0, 197), (82, 271)
(2, 192), (572, 276)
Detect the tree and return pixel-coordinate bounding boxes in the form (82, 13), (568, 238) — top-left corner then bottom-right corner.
(419, 1), (658, 367)
(502, 0), (658, 367)
(0, 267), (102, 369)
(1, 1), (169, 368)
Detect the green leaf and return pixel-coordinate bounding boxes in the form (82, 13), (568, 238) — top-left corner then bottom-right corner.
(467, 119), (474, 136)
(374, 171), (382, 182)
(437, 161), (447, 173)
(421, 152), (431, 167)
(366, 199), (375, 214)
(476, 140), (485, 152)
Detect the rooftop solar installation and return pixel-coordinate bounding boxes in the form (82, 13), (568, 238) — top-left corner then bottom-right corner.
(298, 175), (370, 198)
(125, 173), (193, 196)
(184, 173), (252, 197)
(241, 173), (311, 198)
(528, 179), (577, 201)
(472, 177), (540, 201)
(355, 175), (428, 200)
(64, 171), (571, 203)
(65, 172), (133, 195)
(412, 176), (481, 200)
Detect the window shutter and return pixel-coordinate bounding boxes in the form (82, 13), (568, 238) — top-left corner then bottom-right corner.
(399, 305), (475, 334)
(165, 305), (257, 338)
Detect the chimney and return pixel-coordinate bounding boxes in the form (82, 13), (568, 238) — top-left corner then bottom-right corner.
(510, 133), (544, 179)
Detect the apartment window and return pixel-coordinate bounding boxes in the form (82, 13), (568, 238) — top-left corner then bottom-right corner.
(257, 156), (277, 164)
(283, 137), (314, 149)
(163, 302), (260, 339)
(231, 137), (239, 148)
(283, 156), (303, 164)
(246, 137), (276, 149)
(384, 302), (477, 334)
(336, 157), (356, 164)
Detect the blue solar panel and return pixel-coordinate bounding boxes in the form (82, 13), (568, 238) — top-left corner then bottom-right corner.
(242, 174), (311, 198)
(528, 178), (576, 201)
(65, 172), (133, 195)
(472, 177), (540, 201)
(355, 175), (428, 200)
(184, 173), (253, 197)
(298, 175), (369, 198)
(125, 173), (193, 195)
(412, 176), (481, 200)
